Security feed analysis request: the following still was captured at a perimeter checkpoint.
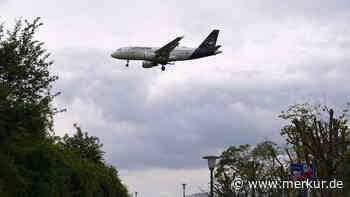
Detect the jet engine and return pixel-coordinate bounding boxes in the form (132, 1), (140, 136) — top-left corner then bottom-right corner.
(142, 61), (158, 68)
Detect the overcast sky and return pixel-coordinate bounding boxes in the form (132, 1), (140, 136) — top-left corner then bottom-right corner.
(1, 0), (350, 197)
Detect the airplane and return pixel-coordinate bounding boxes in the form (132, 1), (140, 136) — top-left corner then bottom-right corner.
(111, 30), (222, 71)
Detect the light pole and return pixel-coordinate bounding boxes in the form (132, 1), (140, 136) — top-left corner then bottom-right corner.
(202, 155), (219, 197)
(135, 192), (137, 197)
(182, 183), (186, 197)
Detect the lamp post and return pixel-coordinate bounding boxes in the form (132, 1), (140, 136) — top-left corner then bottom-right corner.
(202, 155), (219, 197)
(182, 183), (186, 197)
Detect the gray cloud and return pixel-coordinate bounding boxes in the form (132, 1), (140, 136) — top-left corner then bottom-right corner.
(51, 36), (350, 170)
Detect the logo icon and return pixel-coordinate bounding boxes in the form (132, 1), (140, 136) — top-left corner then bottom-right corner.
(206, 41), (214, 46)
(290, 163), (314, 181)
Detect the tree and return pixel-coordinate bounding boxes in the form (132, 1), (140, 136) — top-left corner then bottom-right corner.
(215, 145), (251, 197)
(0, 18), (128, 197)
(214, 141), (295, 197)
(215, 144), (275, 197)
(0, 17), (60, 197)
(251, 141), (293, 197)
(60, 124), (105, 163)
(279, 103), (350, 197)
(0, 17), (59, 140)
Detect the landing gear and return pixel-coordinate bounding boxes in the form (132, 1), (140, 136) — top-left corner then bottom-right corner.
(125, 60), (129, 67)
(161, 65), (165, 71)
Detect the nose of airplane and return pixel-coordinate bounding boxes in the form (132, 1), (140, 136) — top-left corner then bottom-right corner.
(111, 48), (123, 58)
(111, 51), (119, 58)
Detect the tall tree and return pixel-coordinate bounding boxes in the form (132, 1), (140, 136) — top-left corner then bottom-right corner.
(215, 144), (271, 197)
(0, 17), (59, 139)
(0, 18), (129, 197)
(215, 141), (296, 197)
(251, 141), (292, 197)
(279, 103), (350, 197)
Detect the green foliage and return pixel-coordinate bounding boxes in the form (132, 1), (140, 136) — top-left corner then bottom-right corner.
(215, 142), (289, 197)
(0, 138), (128, 197)
(279, 103), (350, 175)
(215, 144), (254, 196)
(59, 124), (105, 163)
(216, 103), (350, 197)
(0, 18), (128, 197)
(0, 17), (60, 141)
(279, 102), (350, 196)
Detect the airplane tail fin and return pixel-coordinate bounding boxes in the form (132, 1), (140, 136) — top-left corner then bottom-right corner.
(197, 29), (219, 50)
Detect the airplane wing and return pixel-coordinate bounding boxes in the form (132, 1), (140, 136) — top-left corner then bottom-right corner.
(155, 36), (184, 60)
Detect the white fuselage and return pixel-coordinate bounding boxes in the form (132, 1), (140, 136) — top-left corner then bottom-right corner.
(111, 46), (201, 62)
